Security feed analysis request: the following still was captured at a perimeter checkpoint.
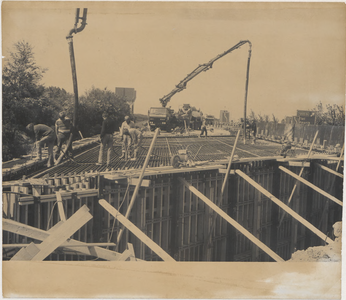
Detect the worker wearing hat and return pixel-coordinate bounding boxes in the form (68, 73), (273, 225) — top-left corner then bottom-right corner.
(119, 115), (134, 159)
(97, 112), (115, 166)
(55, 111), (73, 160)
(25, 123), (56, 167)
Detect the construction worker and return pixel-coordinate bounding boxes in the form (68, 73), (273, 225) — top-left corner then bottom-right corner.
(200, 118), (207, 137)
(127, 128), (143, 160)
(251, 120), (257, 144)
(119, 115), (134, 159)
(26, 123), (56, 168)
(280, 140), (292, 158)
(55, 111), (73, 159)
(97, 112), (115, 166)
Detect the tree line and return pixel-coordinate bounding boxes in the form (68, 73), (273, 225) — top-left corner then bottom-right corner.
(2, 41), (131, 161)
(248, 102), (345, 126)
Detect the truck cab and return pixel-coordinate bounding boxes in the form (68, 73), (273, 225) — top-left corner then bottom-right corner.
(148, 107), (175, 131)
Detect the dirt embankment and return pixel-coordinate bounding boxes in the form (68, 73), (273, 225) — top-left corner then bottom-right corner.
(289, 222), (342, 262)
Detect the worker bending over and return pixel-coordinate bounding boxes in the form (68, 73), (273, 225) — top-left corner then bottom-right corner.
(123, 128), (143, 160)
(280, 141), (292, 158)
(26, 123), (56, 168)
(119, 115), (134, 159)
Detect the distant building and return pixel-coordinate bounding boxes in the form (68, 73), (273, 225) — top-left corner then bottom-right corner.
(115, 87), (136, 114)
(219, 110), (230, 123)
(296, 110), (316, 125)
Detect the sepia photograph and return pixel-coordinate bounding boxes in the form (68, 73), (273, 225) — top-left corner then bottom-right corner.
(2, 1), (345, 298)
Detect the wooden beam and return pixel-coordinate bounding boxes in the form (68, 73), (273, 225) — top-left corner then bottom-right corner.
(288, 161), (310, 168)
(127, 178), (151, 187)
(221, 130), (241, 196)
(2, 219), (126, 261)
(10, 221), (64, 261)
(127, 243), (136, 261)
(12, 205), (93, 261)
(218, 169), (235, 175)
(55, 191), (66, 221)
(117, 128), (160, 245)
(99, 199), (175, 262)
(178, 178), (284, 262)
(3, 243), (116, 248)
(335, 143), (344, 172)
(279, 166), (343, 207)
(235, 169), (333, 244)
(18, 189), (99, 205)
(315, 163), (343, 179)
(11, 242), (40, 261)
(278, 130), (319, 226)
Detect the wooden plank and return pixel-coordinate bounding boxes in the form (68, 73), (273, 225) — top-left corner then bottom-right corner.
(29, 205), (92, 261)
(18, 189), (99, 205)
(315, 163), (343, 179)
(278, 130), (319, 227)
(179, 177), (284, 262)
(221, 130), (241, 195)
(3, 243), (117, 248)
(11, 242), (40, 261)
(288, 161), (310, 167)
(279, 166), (343, 207)
(235, 170), (333, 244)
(55, 191), (66, 221)
(218, 169), (236, 175)
(127, 178), (151, 187)
(3, 216), (126, 261)
(99, 199), (175, 262)
(11, 221), (64, 260)
(127, 243), (136, 261)
(117, 128), (160, 245)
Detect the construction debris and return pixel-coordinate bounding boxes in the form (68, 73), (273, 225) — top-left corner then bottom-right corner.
(290, 222), (341, 262)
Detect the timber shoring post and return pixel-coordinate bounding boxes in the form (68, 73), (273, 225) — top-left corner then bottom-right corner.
(317, 143), (344, 230)
(279, 166), (343, 206)
(227, 169), (238, 261)
(235, 169), (333, 244)
(270, 161), (281, 256)
(221, 130), (241, 196)
(179, 177), (284, 262)
(290, 179), (300, 255)
(305, 162), (315, 248)
(243, 42), (252, 145)
(99, 200), (175, 262)
(116, 128), (160, 246)
(278, 130), (319, 227)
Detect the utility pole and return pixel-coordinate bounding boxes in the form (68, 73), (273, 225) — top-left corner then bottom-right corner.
(243, 42), (252, 144)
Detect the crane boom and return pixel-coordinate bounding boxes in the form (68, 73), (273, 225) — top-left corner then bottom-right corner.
(159, 40), (252, 107)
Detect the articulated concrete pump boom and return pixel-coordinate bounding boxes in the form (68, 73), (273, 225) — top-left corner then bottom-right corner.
(159, 40), (252, 108)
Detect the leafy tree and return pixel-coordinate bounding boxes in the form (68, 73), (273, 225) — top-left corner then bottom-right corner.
(77, 87), (131, 137)
(42, 86), (74, 124)
(2, 41), (47, 160)
(313, 101), (345, 126)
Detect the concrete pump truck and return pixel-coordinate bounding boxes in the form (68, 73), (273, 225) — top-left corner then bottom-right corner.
(148, 40), (252, 135)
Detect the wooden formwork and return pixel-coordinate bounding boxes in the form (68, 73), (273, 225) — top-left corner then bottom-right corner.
(2, 159), (342, 261)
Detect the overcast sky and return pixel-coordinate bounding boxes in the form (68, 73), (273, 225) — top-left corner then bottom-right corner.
(2, 2), (345, 121)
